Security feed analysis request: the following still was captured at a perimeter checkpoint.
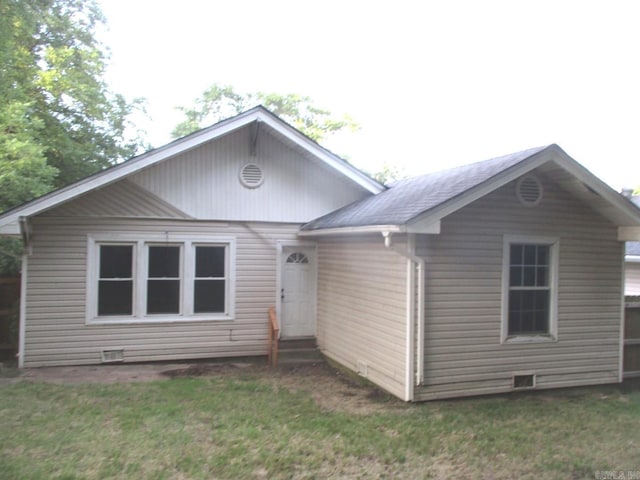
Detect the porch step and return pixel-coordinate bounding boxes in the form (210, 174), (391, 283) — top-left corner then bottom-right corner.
(278, 338), (317, 350)
(277, 338), (322, 365)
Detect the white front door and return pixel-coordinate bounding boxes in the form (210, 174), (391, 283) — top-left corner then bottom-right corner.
(280, 246), (316, 338)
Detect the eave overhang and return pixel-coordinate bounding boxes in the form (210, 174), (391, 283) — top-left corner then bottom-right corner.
(298, 221), (441, 237)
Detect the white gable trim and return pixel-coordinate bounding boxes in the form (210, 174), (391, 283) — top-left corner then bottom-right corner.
(0, 107), (383, 231)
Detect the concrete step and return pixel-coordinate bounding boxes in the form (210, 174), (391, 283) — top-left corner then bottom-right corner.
(276, 338), (322, 365)
(278, 338), (317, 350)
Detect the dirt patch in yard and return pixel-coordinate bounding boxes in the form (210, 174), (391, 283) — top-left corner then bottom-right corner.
(2, 359), (406, 415)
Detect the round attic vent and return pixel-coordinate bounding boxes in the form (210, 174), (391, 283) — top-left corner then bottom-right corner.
(516, 175), (543, 206)
(239, 163), (264, 188)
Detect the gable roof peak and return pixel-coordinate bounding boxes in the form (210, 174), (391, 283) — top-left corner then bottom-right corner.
(301, 143), (640, 234)
(0, 105), (383, 235)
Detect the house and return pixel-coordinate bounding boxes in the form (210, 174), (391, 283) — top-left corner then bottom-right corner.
(1, 106), (640, 401)
(626, 196), (640, 296)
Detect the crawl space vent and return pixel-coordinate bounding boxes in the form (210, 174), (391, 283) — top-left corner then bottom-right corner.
(512, 373), (536, 389)
(516, 175), (543, 206)
(239, 163), (264, 188)
(101, 348), (124, 363)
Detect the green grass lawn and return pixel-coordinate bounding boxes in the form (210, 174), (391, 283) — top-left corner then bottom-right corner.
(1, 366), (639, 479)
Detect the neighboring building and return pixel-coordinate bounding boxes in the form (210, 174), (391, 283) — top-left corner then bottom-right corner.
(1, 106), (640, 401)
(626, 196), (640, 296)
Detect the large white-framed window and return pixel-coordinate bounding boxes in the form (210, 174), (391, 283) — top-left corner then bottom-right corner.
(501, 235), (559, 343)
(87, 234), (235, 324)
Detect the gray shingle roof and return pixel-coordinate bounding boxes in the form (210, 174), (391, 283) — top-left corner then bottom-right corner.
(302, 145), (550, 231)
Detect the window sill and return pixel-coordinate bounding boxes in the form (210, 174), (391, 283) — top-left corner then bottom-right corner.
(503, 334), (557, 344)
(87, 314), (234, 325)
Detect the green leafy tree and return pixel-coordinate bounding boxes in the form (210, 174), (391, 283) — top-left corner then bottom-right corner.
(172, 83), (359, 142)
(0, 0), (146, 275)
(371, 163), (407, 185)
(0, 0), (146, 207)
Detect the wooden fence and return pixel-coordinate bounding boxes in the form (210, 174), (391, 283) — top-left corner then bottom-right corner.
(0, 276), (19, 360)
(624, 300), (640, 378)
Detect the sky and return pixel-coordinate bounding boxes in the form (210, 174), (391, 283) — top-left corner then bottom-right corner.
(97, 0), (640, 190)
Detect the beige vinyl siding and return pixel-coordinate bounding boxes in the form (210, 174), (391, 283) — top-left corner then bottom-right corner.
(40, 180), (191, 219)
(316, 235), (408, 399)
(130, 126), (369, 223)
(415, 169), (624, 401)
(23, 216), (299, 367)
(626, 262), (640, 296)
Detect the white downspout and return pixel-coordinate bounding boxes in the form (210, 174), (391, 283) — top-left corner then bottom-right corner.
(383, 231), (425, 401)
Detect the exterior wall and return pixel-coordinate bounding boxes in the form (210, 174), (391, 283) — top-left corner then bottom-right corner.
(40, 180), (191, 219)
(626, 261), (640, 296)
(23, 216), (300, 367)
(415, 169), (624, 400)
(130, 126), (370, 222)
(316, 235), (408, 399)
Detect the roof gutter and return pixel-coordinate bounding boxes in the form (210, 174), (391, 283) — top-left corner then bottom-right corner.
(299, 225), (404, 237)
(299, 222), (440, 237)
(382, 231), (425, 401)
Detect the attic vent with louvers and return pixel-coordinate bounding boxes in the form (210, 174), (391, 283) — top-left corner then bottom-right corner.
(239, 163), (264, 188)
(516, 175), (543, 206)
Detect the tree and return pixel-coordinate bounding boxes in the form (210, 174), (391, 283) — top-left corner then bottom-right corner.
(0, 0), (145, 210)
(371, 163), (407, 185)
(172, 83), (359, 142)
(0, 0), (146, 275)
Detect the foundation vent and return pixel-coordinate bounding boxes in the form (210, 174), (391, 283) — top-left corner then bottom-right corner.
(101, 348), (124, 363)
(357, 360), (368, 378)
(512, 373), (536, 389)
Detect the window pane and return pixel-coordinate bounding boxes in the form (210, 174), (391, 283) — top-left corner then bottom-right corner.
(148, 246), (180, 278)
(100, 245), (132, 278)
(98, 280), (133, 315)
(523, 266), (536, 286)
(521, 310), (534, 332)
(508, 289), (549, 335)
(523, 245), (536, 265)
(509, 267), (522, 287)
(510, 245), (523, 265)
(536, 266), (548, 286)
(195, 246), (225, 278)
(194, 280), (225, 313)
(147, 280), (180, 314)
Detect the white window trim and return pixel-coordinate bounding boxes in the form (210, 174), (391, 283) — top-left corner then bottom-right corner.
(86, 233), (236, 324)
(501, 235), (559, 344)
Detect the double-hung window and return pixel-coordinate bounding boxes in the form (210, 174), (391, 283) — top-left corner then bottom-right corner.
(194, 245), (227, 313)
(97, 245), (134, 316)
(502, 236), (558, 342)
(147, 245), (181, 314)
(88, 235), (235, 323)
